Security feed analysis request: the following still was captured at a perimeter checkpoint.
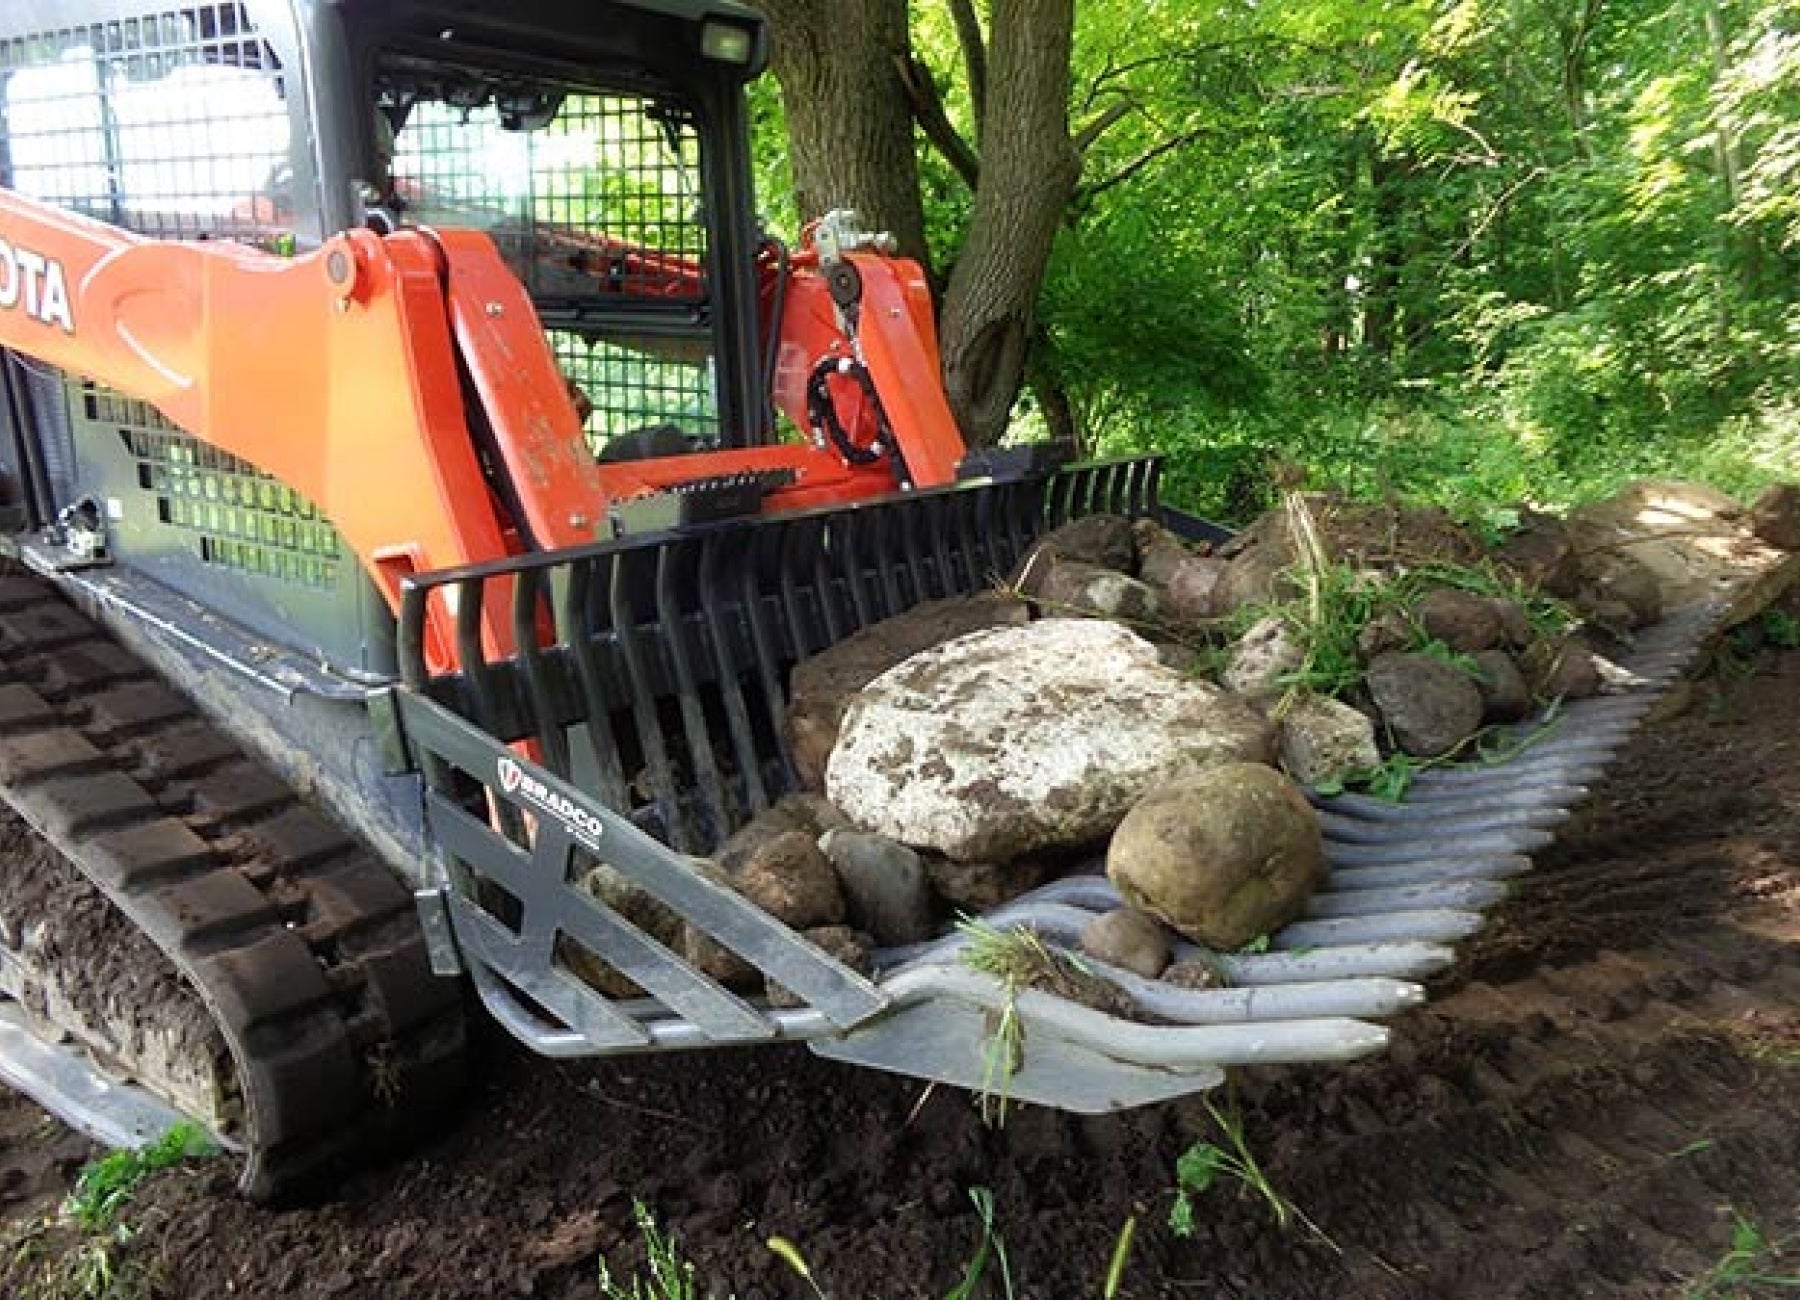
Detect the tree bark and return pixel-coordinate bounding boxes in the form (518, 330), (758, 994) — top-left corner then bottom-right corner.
(755, 0), (931, 265)
(936, 0), (1080, 447)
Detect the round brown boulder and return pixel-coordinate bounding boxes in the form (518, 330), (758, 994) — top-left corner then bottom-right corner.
(1106, 763), (1324, 951)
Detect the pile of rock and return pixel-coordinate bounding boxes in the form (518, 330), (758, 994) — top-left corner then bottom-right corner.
(573, 478), (1798, 1007)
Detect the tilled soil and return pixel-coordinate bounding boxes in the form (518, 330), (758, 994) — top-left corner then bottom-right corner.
(2, 635), (1797, 1299)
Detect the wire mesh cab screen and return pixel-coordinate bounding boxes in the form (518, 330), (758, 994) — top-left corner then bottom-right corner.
(0, 4), (293, 245)
(384, 62), (722, 452)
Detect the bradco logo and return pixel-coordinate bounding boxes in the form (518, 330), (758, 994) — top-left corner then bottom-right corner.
(0, 237), (75, 334)
(494, 753), (605, 848)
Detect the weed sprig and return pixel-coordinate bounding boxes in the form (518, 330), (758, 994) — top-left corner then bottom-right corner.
(1169, 1096), (1338, 1254)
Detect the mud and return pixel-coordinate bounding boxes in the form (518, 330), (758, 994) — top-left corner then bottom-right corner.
(0, 816), (230, 1127)
(2, 631), (1797, 1299)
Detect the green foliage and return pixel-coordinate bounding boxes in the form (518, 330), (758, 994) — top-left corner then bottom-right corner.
(1764, 607), (1800, 649)
(65, 1124), (214, 1233)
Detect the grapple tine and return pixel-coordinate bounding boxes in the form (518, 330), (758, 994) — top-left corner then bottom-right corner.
(697, 533), (770, 817)
(513, 566), (571, 780)
(656, 539), (732, 845)
(559, 559), (632, 812)
(610, 546), (689, 849)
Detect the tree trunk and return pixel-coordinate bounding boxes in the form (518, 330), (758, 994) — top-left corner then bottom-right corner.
(755, 0), (931, 266)
(936, 0), (1080, 447)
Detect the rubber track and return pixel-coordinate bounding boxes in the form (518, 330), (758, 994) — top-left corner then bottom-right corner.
(0, 569), (464, 1199)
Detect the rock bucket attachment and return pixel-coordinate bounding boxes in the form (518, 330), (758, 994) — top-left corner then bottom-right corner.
(390, 461), (1727, 1112)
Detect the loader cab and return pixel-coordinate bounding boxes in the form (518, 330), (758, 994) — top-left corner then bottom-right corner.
(321, 0), (773, 455)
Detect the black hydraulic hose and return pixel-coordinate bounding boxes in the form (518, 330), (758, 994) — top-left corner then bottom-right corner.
(758, 237), (790, 439)
(805, 354), (914, 488)
(1, 353), (54, 528)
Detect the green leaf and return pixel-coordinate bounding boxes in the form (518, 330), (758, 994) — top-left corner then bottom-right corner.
(1175, 1142), (1225, 1195)
(1168, 1192), (1197, 1240)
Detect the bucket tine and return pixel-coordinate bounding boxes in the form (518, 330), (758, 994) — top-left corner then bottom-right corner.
(558, 560), (632, 813)
(697, 532), (770, 817)
(610, 547), (689, 850)
(655, 539), (732, 844)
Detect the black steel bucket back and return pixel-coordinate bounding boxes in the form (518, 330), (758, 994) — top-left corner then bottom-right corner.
(397, 457), (1164, 853)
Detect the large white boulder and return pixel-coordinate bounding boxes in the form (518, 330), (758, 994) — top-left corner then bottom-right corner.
(825, 619), (1275, 863)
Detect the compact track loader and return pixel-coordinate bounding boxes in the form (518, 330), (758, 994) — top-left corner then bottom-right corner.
(0, 0), (1720, 1199)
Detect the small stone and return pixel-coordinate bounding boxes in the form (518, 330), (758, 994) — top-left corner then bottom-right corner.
(1578, 552), (1663, 628)
(1161, 555), (1230, 624)
(566, 864), (683, 999)
(781, 793), (854, 837)
(1213, 511), (1301, 613)
(1032, 558), (1163, 622)
(1162, 959), (1226, 991)
(1015, 514), (1139, 576)
(735, 830), (845, 929)
(922, 854), (1055, 912)
(1357, 611), (1413, 660)
(1416, 588), (1506, 654)
(1646, 678), (1696, 724)
(1135, 520), (1202, 587)
(679, 861), (760, 988)
(575, 863), (681, 944)
(681, 924), (759, 988)
(818, 829), (938, 947)
(1471, 649), (1533, 723)
(765, 926), (873, 1009)
(1222, 615), (1305, 697)
(1750, 483), (1800, 551)
(1525, 635), (1602, 700)
(1489, 598), (1534, 648)
(1106, 763), (1324, 950)
(714, 794), (850, 875)
(1497, 511), (1581, 595)
(1278, 694), (1381, 785)
(1365, 652), (1485, 758)
(1079, 908), (1173, 978)
(1153, 641), (1199, 672)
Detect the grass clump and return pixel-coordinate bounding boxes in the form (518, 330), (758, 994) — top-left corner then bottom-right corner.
(65, 1123), (214, 1232)
(3, 1122), (210, 1300)
(957, 919), (1124, 1125)
(599, 1201), (720, 1300)
(1685, 1212), (1800, 1299)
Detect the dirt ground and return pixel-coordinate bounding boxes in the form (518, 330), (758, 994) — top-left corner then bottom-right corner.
(2, 624), (1797, 1300)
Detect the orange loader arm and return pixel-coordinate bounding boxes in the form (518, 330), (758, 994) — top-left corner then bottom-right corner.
(0, 192), (534, 660)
